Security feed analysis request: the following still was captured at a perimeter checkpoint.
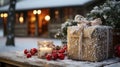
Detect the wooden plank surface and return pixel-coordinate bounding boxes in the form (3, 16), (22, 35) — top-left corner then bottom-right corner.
(0, 52), (120, 67)
(0, 52), (65, 67)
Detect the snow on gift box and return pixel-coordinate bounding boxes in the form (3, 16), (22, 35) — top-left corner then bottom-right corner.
(67, 25), (113, 62)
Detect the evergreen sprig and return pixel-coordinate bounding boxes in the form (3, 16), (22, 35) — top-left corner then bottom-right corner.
(87, 0), (120, 28)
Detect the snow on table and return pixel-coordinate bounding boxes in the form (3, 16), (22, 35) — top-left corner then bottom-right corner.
(0, 37), (120, 67)
(0, 37), (62, 52)
(104, 63), (120, 67)
(0, 51), (120, 67)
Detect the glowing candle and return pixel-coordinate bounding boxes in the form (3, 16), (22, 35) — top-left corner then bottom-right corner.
(38, 41), (54, 58)
(39, 47), (52, 58)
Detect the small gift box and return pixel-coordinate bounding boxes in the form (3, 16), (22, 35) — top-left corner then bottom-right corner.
(37, 41), (54, 58)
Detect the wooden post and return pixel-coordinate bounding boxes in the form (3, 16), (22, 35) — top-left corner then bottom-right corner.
(6, 0), (16, 46)
(35, 14), (39, 36)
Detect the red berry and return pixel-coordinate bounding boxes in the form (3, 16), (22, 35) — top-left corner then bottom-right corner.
(30, 49), (36, 55)
(118, 46), (120, 51)
(26, 53), (32, 58)
(63, 45), (67, 50)
(46, 54), (52, 61)
(114, 45), (120, 57)
(58, 53), (65, 60)
(52, 50), (58, 53)
(115, 45), (120, 50)
(52, 53), (58, 60)
(24, 49), (29, 55)
(30, 48), (38, 55)
(58, 49), (65, 53)
(32, 48), (37, 53)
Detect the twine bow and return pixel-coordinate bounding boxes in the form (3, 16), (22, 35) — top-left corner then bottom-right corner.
(71, 15), (103, 59)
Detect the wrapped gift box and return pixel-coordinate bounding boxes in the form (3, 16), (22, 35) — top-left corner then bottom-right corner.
(67, 25), (113, 62)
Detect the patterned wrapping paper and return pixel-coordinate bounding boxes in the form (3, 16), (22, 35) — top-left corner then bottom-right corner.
(67, 25), (113, 62)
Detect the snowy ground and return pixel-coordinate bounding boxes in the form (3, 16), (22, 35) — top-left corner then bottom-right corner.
(0, 28), (62, 52)
(0, 37), (62, 52)
(0, 29), (3, 37)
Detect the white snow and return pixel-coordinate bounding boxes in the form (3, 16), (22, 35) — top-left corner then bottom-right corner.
(0, 0), (91, 11)
(0, 50), (120, 67)
(104, 63), (120, 67)
(0, 29), (3, 36)
(0, 37), (62, 52)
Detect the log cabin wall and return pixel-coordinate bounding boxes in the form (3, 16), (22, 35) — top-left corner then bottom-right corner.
(14, 11), (28, 36)
(0, 0), (106, 38)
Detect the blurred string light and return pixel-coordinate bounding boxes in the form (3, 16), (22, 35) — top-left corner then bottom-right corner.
(4, 13), (8, 17)
(33, 10), (37, 14)
(0, 13), (8, 18)
(0, 13), (4, 17)
(33, 10), (41, 14)
(37, 10), (41, 14)
(31, 16), (36, 22)
(45, 15), (50, 21)
(19, 16), (24, 23)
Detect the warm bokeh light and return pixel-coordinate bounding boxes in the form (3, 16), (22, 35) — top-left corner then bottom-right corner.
(0, 13), (8, 18)
(19, 16), (24, 23)
(4, 13), (8, 17)
(45, 15), (50, 21)
(33, 10), (37, 14)
(0, 13), (4, 17)
(31, 16), (36, 22)
(37, 10), (41, 14)
(33, 10), (41, 14)
(55, 10), (59, 15)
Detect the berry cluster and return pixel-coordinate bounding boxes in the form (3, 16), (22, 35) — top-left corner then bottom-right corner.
(23, 45), (67, 61)
(114, 44), (120, 57)
(24, 48), (38, 58)
(45, 45), (67, 61)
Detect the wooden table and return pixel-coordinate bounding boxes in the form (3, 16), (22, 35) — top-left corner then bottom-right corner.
(0, 51), (120, 67)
